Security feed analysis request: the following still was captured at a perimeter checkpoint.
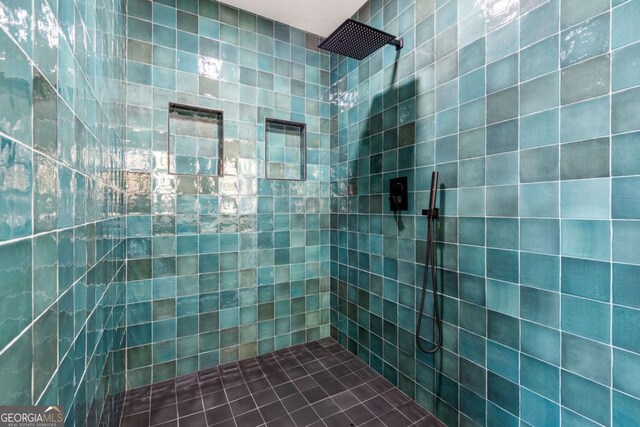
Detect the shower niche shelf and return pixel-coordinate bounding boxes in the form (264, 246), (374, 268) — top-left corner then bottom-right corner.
(168, 102), (223, 176)
(265, 118), (306, 181)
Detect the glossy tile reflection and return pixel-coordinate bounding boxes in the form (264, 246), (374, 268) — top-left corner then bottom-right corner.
(123, 0), (331, 391)
(0, 0), (127, 424)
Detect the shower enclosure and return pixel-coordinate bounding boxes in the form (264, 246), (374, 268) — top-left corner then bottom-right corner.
(0, 0), (638, 426)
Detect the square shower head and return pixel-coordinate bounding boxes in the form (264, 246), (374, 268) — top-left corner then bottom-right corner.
(318, 19), (403, 60)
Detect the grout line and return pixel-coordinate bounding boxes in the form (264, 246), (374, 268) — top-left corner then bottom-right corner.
(609, 3), (614, 426)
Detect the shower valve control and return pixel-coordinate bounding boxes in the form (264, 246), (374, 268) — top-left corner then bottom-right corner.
(389, 177), (408, 212)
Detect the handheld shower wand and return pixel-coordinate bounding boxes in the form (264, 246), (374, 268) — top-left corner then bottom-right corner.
(416, 171), (442, 353)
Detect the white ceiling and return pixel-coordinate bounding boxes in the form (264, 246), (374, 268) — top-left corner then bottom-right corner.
(219, 0), (368, 37)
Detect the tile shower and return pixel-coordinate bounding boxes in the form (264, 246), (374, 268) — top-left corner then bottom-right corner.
(0, 0), (637, 427)
(122, 0), (332, 389)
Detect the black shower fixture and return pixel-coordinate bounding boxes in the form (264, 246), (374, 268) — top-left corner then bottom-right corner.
(416, 171), (442, 354)
(389, 177), (408, 212)
(318, 19), (404, 60)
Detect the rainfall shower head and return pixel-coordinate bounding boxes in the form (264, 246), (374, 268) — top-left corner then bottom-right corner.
(318, 19), (403, 60)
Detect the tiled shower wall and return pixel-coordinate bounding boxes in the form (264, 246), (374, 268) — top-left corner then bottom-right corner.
(123, 0), (332, 389)
(330, 0), (640, 426)
(0, 0), (127, 425)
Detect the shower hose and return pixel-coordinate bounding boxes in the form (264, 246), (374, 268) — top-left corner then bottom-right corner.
(416, 209), (442, 354)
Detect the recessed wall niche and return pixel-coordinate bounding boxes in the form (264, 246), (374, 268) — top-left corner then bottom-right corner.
(168, 102), (223, 176)
(265, 118), (306, 181)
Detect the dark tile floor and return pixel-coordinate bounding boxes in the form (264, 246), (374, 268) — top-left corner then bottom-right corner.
(119, 338), (444, 427)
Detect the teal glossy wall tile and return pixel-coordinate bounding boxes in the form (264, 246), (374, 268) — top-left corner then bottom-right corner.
(520, 146), (559, 183)
(613, 220), (640, 264)
(613, 391), (640, 426)
(612, 0), (640, 49)
(520, 354), (559, 402)
(487, 280), (519, 317)
(2, 0), (637, 424)
(612, 86), (640, 134)
(561, 54), (610, 105)
(613, 263), (640, 309)
(124, 0), (331, 387)
(561, 220), (610, 260)
(521, 388), (560, 427)
(520, 219), (560, 255)
(486, 20), (518, 63)
(562, 408), (602, 427)
(33, 307), (57, 400)
(0, 328), (32, 405)
(520, 35), (559, 82)
(521, 252), (560, 291)
(613, 176), (640, 219)
(0, 240), (31, 349)
(561, 257), (610, 301)
(560, 13), (610, 67)
(560, 137), (610, 180)
(0, 138), (32, 240)
(329, 1), (640, 426)
(0, 0), (127, 423)
(520, 0), (559, 48)
(521, 286), (559, 329)
(520, 109), (559, 149)
(561, 178), (610, 219)
(612, 131), (640, 176)
(560, 96), (610, 143)
(613, 348), (640, 399)
(561, 0), (609, 30)
(521, 321), (560, 365)
(487, 371), (519, 416)
(0, 30), (32, 145)
(613, 305), (640, 353)
(487, 54), (517, 94)
(562, 295), (610, 343)
(561, 370), (611, 425)
(562, 332), (611, 386)
(487, 341), (517, 384)
(520, 72), (559, 115)
(520, 182), (559, 218)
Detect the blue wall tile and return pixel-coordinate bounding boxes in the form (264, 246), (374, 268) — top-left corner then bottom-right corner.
(562, 295), (610, 343)
(613, 220), (640, 264)
(561, 179), (610, 219)
(521, 354), (560, 402)
(613, 176), (640, 218)
(612, 131), (640, 176)
(612, 86), (640, 134)
(561, 220), (611, 260)
(562, 332), (611, 386)
(0, 138), (32, 240)
(124, 0), (331, 386)
(561, 257), (611, 301)
(561, 370), (611, 425)
(0, 0), (127, 423)
(613, 263), (640, 309)
(330, 2), (640, 425)
(521, 388), (560, 427)
(560, 97), (610, 143)
(0, 0), (625, 424)
(613, 306), (640, 353)
(612, 0), (640, 49)
(613, 348), (640, 399)
(613, 391), (640, 427)
(560, 13), (610, 67)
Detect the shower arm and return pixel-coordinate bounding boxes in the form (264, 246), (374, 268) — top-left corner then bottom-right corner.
(389, 37), (404, 50)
